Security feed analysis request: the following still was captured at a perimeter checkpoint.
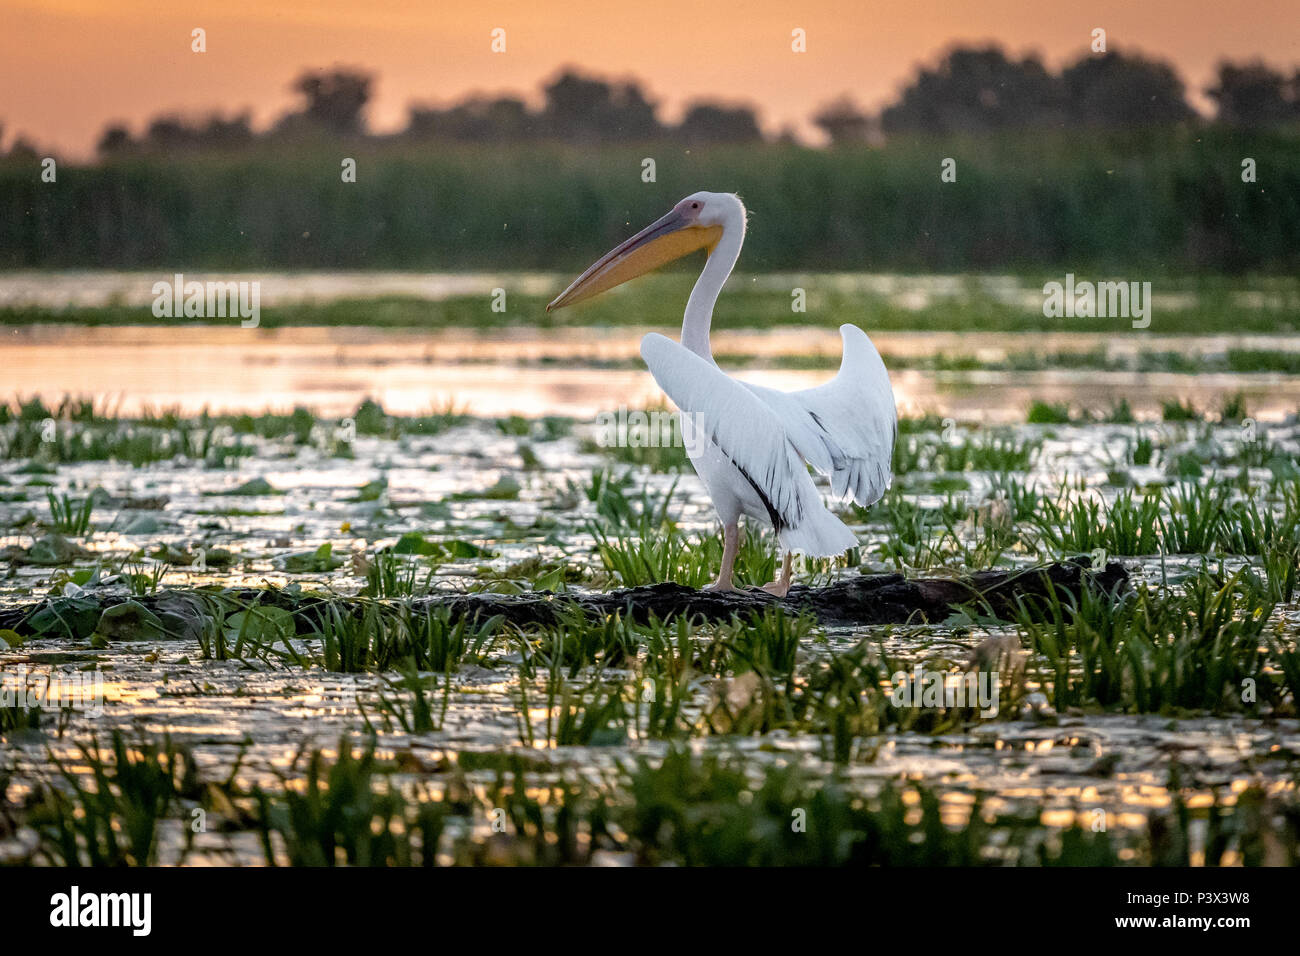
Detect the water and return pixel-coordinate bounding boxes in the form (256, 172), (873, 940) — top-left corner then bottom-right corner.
(2, 273), (1298, 865)
(2, 409), (1298, 863)
(6, 324), (1300, 421)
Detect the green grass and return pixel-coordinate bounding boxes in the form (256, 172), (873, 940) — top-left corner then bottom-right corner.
(16, 732), (1299, 866)
(5, 128), (1300, 274)
(359, 552), (432, 598)
(9, 278), (1300, 335)
(1013, 567), (1288, 714)
(45, 492), (94, 535)
(0, 397), (476, 464)
(1027, 401), (1072, 424)
(359, 664), (451, 735)
(5, 392), (1300, 867)
(27, 732), (200, 866)
(590, 520), (779, 588)
(252, 736), (423, 866)
(893, 430), (1041, 474)
(1, 696), (43, 735)
(400, 605), (503, 673)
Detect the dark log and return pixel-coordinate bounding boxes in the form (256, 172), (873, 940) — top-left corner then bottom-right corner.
(427, 558), (1127, 628)
(0, 559), (1128, 636)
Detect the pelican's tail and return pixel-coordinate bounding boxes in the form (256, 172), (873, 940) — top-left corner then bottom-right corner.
(778, 502), (858, 558)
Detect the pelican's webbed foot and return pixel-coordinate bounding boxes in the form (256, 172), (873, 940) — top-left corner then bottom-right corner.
(703, 578), (739, 593)
(755, 552), (794, 599)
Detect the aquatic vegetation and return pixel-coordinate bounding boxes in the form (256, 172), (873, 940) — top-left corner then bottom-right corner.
(359, 551), (432, 598)
(718, 606), (811, 679)
(580, 407), (691, 472)
(1014, 567), (1283, 714)
(1160, 482), (1229, 554)
(1, 696), (43, 735)
(1030, 490), (1162, 556)
(26, 732), (199, 866)
(1028, 400), (1072, 425)
(894, 429), (1041, 475)
(252, 737), (422, 866)
(45, 492), (94, 536)
(1129, 433), (1156, 466)
(4, 396), (1300, 867)
(1262, 540), (1299, 604)
(398, 604), (503, 673)
(1162, 398), (1200, 422)
(519, 607), (642, 676)
(121, 561), (169, 596)
(516, 672), (628, 748)
(12, 728), (1297, 867)
(310, 600), (401, 673)
(359, 665), (450, 735)
(589, 512), (777, 588)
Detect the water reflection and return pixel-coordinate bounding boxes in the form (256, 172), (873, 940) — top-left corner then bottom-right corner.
(5, 324), (1300, 422)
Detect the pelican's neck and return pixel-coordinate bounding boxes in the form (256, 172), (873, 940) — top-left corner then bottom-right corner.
(682, 211), (744, 360)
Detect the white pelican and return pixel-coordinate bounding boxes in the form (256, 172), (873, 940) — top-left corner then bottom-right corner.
(548, 191), (896, 596)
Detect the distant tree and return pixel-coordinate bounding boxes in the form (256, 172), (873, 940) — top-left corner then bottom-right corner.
(408, 96), (535, 141)
(677, 102), (763, 143)
(1208, 61), (1296, 127)
(603, 81), (660, 140)
(198, 112), (254, 148)
(542, 70), (608, 138)
(280, 68), (373, 136)
(541, 69), (661, 141)
(881, 46), (1062, 134)
(812, 96), (875, 146)
(97, 123), (133, 155)
(116, 112), (255, 153)
(6, 136), (38, 161)
(774, 125), (801, 146)
(1061, 51), (1194, 127)
(144, 117), (192, 151)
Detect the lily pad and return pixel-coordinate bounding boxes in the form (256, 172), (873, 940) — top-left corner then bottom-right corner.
(350, 477), (388, 502)
(393, 532), (441, 556)
(121, 514), (163, 534)
(25, 534), (93, 566)
(94, 601), (168, 643)
(273, 542), (343, 572)
(223, 606), (296, 648)
(25, 596), (103, 640)
(452, 475), (520, 501)
(392, 534), (495, 560)
(215, 477), (281, 496)
(150, 543), (195, 564)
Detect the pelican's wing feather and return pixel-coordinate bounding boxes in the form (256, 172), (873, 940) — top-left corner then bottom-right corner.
(745, 324), (896, 507)
(639, 332), (856, 556)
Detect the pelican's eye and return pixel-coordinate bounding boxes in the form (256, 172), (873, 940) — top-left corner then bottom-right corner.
(690, 202), (701, 210)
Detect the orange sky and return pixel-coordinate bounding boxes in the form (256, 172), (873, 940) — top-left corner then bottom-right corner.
(2, 0), (1297, 157)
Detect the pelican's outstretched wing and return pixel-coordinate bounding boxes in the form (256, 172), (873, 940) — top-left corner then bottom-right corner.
(745, 324), (896, 507)
(639, 333), (857, 557)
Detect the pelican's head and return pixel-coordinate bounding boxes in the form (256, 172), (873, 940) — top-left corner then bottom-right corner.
(547, 191), (744, 311)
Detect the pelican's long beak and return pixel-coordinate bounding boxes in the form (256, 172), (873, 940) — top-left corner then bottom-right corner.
(547, 209), (722, 311)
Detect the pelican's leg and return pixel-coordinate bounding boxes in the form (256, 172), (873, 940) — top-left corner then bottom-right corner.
(760, 552), (794, 598)
(703, 522), (739, 592)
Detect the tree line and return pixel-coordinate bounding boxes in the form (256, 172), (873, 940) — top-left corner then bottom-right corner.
(3, 44), (1296, 160)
